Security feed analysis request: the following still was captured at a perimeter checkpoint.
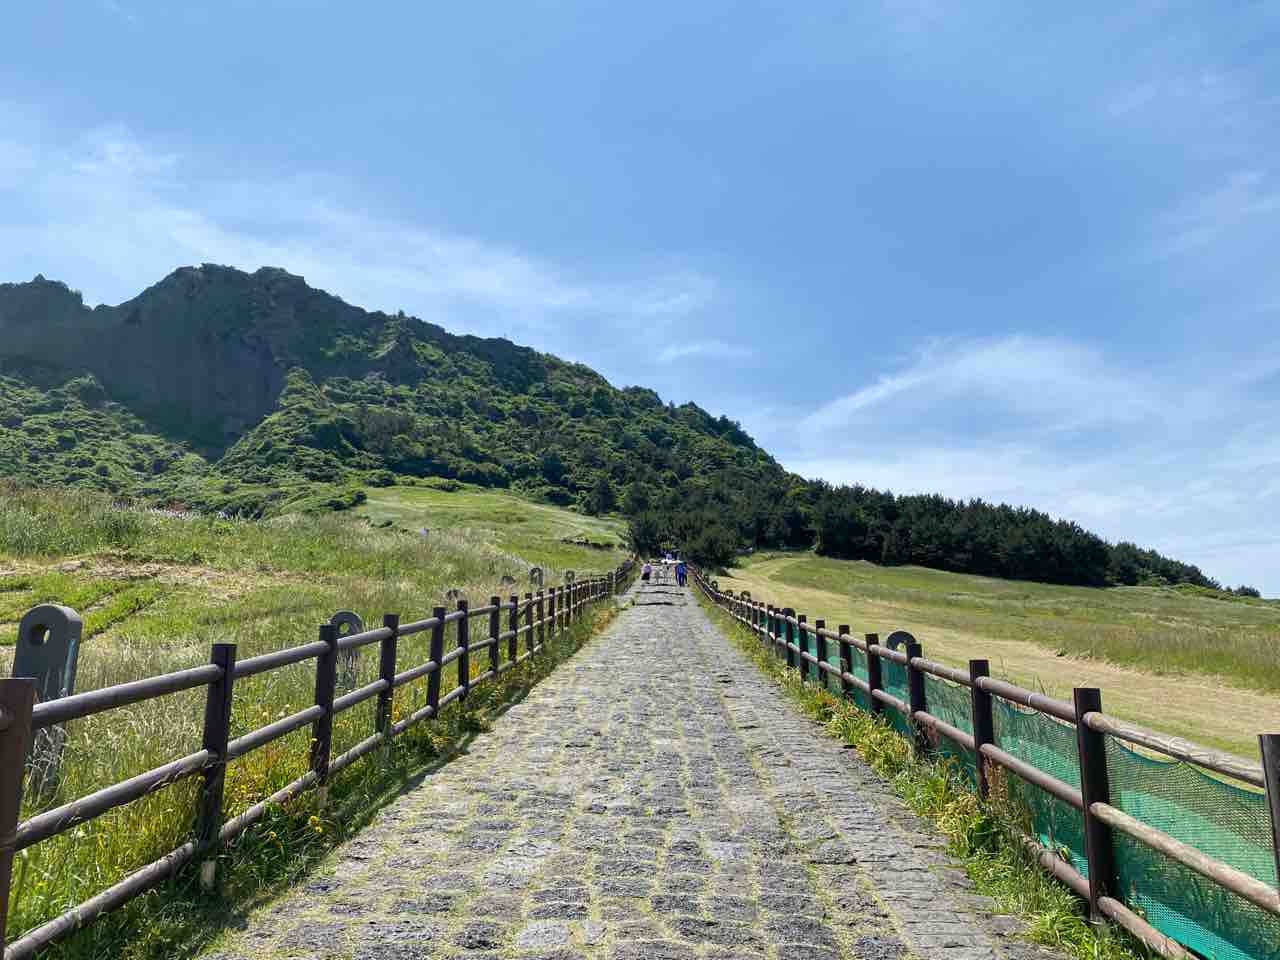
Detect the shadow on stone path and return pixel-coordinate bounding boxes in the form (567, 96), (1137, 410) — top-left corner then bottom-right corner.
(208, 580), (1065, 960)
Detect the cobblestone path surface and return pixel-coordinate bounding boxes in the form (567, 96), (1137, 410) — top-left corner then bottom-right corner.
(209, 581), (1064, 960)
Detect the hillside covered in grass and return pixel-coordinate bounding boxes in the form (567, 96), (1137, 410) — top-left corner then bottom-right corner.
(0, 264), (1239, 591)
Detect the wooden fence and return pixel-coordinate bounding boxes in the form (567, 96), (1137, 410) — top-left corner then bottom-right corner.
(0, 561), (635, 958)
(694, 568), (1280, 960)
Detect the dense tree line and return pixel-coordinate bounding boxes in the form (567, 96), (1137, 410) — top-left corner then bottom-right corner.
(628, 477), (1231, 591)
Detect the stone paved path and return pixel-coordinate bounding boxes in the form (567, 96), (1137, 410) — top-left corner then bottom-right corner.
(210, 581), (1065, 960)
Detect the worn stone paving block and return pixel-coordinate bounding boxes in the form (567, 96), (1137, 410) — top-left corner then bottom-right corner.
(204, 581), (1066, 960)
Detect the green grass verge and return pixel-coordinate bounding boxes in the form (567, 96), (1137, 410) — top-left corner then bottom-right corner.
(695, 591), (1155, 960)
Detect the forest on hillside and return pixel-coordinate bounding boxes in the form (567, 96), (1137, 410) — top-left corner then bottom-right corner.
(0, 266), (1251, 595)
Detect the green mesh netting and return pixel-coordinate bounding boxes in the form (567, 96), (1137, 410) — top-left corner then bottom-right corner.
(991, 701), (1090, 879)
(1105, 739), (1280, 960)
(782, 620), (1279, 960)
(924, 674), (978, 788)
(881, 659), (912, 737)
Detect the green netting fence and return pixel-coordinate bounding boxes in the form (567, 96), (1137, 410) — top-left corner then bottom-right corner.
(731, 599), (1280, 960)
(1106, 741), (1279, 960)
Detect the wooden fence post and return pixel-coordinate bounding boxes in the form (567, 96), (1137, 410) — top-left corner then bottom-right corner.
(969, 659), (993, 798)
(488, 597), (501, 675)
(0, 678), (37, 955)
(837, 625), (853, 698)
(781, 608), (796, 669)
(865, 633), (883, 716)
(548, 588), (557, 640)
(311, 623), (338, 803)
(766, 605), (775, 654)
(427, 607), (446, 714)
(1074, 687), (1115, 922)
(906, 640), (928, 756)
(797, 614), (809, 681)
(525, 593), (534, 651)
(456, 599), (470, 700)
(814, 620), (828, 693)
(1259, 734), (1280, 892)
(537, 590), (545, 649)
(195, 642), (237, 890)
(507, 595), (519, 663)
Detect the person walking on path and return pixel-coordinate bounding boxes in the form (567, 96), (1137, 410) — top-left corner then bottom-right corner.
(641, 560), (653, 583)
(675, 559), (687, 587)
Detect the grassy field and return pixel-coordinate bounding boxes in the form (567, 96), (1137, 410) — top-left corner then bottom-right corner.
(353, 480), (628, 573)
(0, 485), (625, 958)
(720, 552), (1280, 757)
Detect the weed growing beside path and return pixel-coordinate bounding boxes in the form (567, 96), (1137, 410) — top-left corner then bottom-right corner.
(696, 593), (1155, 960)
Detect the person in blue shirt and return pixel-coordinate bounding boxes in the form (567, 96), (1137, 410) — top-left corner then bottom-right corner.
(675, 560), (687, 587)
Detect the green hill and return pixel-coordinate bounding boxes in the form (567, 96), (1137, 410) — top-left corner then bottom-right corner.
(0, 265), (793, 520)
(0, 264), (1243, 592)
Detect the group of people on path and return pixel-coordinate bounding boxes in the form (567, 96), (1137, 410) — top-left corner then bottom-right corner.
(640, 555), (687, 587)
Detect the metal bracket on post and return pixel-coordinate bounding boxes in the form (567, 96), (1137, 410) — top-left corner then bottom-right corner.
(1074, 688), (1116, 922)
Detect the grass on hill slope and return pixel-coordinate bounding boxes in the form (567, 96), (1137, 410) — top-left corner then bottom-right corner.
(720, 553), (1280, 757)
(353, 480), (628, 572)
(0, 485), (622, 959)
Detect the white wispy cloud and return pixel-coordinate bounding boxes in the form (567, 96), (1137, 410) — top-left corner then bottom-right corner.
(658, 339), (754, 363)
(1154, 168), (1280, 259)
(800, 336), (1160, 435)
(0, 116), (715, 338)
(768, 334), (1280, 592)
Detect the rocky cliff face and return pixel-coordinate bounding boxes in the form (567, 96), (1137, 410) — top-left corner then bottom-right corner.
(0, 263), (780, 517)
(0, 265), (433, 452)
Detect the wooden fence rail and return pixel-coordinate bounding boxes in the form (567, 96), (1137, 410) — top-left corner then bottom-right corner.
(0, 561), (635, 958)
(694, 568), (1280, 960)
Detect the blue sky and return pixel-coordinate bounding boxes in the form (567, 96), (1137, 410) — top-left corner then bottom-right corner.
(2, 2), (1279, 593)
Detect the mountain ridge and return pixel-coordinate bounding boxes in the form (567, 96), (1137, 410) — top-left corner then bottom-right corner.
(0, 264), (1242, 593)
(0, 263), (787, 517)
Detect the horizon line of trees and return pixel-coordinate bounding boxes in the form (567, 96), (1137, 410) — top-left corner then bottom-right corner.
(624, 477), (1258, 595)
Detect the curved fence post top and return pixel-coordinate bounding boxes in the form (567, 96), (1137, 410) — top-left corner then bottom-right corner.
(15, 604), (83, 703)
(327, 610), (364, 634)
(884, 629), (915, 651)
